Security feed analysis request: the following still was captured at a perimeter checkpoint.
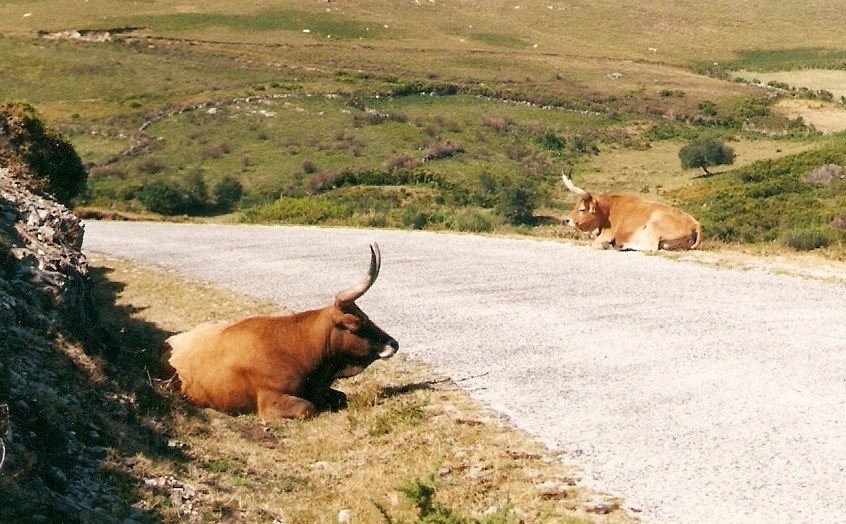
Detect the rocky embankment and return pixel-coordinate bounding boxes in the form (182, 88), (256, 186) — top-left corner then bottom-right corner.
(0, 168), (134, 521)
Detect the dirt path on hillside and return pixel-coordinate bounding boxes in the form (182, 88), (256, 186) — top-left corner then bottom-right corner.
(82, 222), (846, 524)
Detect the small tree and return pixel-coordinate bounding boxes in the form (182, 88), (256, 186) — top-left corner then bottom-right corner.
(678, 137), (735, 176)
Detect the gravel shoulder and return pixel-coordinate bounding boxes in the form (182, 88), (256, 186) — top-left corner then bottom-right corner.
(82, 221), (846, 524)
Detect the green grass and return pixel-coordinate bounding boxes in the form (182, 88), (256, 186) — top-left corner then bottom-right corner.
(717, 48), (846, 74)
(3, 0), (846, 253)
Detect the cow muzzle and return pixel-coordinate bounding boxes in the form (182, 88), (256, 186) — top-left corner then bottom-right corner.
(379, 339), (399, 359)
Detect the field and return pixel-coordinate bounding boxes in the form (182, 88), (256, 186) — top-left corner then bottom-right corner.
(2, 1), (846, 252)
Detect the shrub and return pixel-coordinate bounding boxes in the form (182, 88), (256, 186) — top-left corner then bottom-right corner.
(137, 156), (166, 175)
(301, 159), (318, 174)
(0, 102), (87, 204)
(401, 206), (432, 230)
(182, 171), (209, 214)
(213, 176), (244, 212)
(482, 116), (511, 133)
(803, 164), (844, 186)
(422, 141), (464, 161)
(698, 100), (718, 116)
(734, 96), (771, 120)
(779, 227), (833, 251)
(200, 141), (232, 159)
(242, 197), (354, 224)
(88, 164), (128, 179)
(385, 155), (420, 171)
(137, 180), (184, 215)
(537, 131), (565, 150)
(445, 208), (494, 232)
(494, 175), (538, 224)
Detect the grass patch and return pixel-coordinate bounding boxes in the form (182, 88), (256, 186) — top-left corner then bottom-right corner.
(720, 48), (846, 73)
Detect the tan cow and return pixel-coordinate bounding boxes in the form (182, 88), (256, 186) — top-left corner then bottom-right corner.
(162, 243), (399, 420)
(562, 174), (702, 251)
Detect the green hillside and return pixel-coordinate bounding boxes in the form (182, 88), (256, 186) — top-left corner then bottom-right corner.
(1, 0), (845, 251)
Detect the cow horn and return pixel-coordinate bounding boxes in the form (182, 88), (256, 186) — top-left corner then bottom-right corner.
(561, 171), (588, 196)
(335, 243), (381, 306)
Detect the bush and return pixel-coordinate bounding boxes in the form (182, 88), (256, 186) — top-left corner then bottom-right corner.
(482, 116), (511, 133)
(779, 227), (833, 251)
(445, 208), (494, 232)
(137, 180), (184, 215)
(242, 197), (354, 224)
(494, 175), (538, 224)
(0, 102), (87, 204)
(537, 131), (565, 150)
(422, 141), (464, 161)
(213, 176), (244, 212)
(182, 171), (209, 214)
(136, 156), (166, 175)
(803, 164), (844, 186)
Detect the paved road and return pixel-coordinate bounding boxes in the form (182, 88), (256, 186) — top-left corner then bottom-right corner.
(82, 221), (846, 524)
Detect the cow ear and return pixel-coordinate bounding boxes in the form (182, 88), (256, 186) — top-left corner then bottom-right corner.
(334, 313), (361, 332)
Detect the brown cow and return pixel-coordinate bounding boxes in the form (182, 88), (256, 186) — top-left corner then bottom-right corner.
(562, 174), (702, 251)
(162, 243), (399, 420)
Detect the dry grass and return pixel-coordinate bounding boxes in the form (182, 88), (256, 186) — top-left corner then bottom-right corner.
(89, 254), (638, 523)
(734, 69), (846, 99)
(773, 99), (846, 135)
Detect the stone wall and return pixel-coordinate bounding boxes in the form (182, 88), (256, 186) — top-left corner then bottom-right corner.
(0, 167), (116, 520)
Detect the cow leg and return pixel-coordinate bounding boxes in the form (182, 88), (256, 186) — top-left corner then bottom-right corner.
(322, 388), (348, 411)
(618, 226), (660, 251)
(256, 390), (316, 420)
(592, 230), (615, 250)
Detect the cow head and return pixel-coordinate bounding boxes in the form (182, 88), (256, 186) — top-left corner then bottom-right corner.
(329, 243), (398, 378)
(562, 173), (608, 233)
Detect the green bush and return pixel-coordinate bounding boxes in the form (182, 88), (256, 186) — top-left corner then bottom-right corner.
(779, 227), (834, 251)
(213, 175), (244, 212)
(182, 171), (209, 214)
(494, 175), (539, 225)
(445, 208), (495, 232)
(0, 102), (87, 204)
(137, 180), (185, 215)
(401, 206), (435, 230)
(242, 197), (354, 224)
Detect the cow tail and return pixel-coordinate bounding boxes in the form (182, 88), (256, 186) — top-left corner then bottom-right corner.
(691, 221), (703, 249)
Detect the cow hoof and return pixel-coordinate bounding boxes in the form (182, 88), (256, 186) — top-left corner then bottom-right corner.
(325, 389), (348, 411)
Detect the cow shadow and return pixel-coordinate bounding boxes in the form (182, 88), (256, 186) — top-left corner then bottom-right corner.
(377, 377), (452, 399)
(26, 263), (206, 522)
(1, 228), (212, 522)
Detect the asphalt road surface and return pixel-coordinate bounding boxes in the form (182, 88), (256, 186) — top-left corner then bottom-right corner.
(82, 221), (846, 524)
